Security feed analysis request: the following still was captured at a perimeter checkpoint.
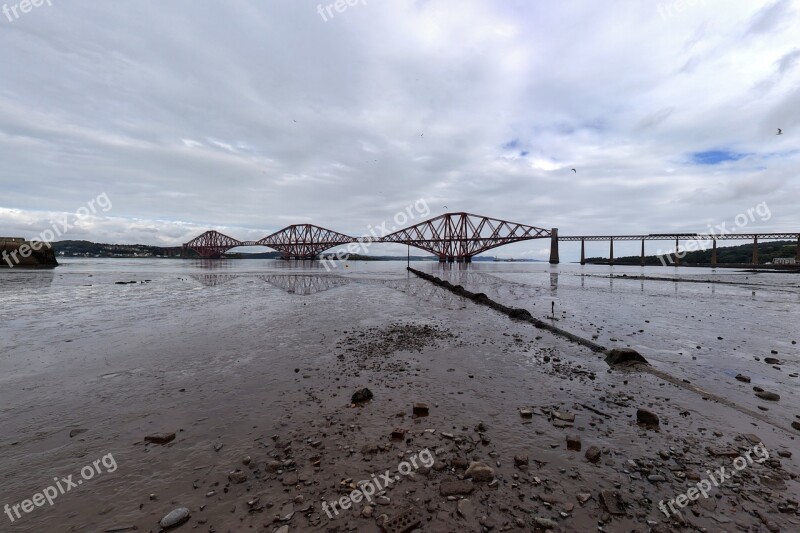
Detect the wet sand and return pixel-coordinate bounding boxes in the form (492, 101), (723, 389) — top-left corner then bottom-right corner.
(0, 259), (798, 532)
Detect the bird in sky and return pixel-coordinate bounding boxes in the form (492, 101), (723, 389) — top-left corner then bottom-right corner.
(777, 128), (783, 135)
(571, 168), (577, 173)
(443, 205), (448, 209)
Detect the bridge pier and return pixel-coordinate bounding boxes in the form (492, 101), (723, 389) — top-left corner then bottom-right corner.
(711, 239), (717, 266)
(549, 228), (559, 264)
(640, 239), (645, 266)
(797, 235), (800, 262)
(752, 236), (758, 265)
(580, 238), (585, 265)
(675, 238), (680, 266)
(609, 238), (614, 266)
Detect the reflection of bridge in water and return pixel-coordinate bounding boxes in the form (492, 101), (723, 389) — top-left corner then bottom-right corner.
(188, 273), (351, 295)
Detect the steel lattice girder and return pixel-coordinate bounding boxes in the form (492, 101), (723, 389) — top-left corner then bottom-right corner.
(183, 230), (243, 258)
(381, 212), (551, 258)
(257, 224), (355, 258)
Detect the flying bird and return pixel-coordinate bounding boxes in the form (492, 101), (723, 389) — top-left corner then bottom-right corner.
(443, 206), (448, 209)
(777, 128), (783, 135)
(571, 168), (577, 173)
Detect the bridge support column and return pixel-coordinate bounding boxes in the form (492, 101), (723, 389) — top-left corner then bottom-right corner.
(711, 239), (717, 266)
(609, 238), (614, 266)
(675, 238), (680, 266)
(752, 236), (758, 265)
(549, 228), (559, 264)
(580, 238), (585, 265)
(640, 239), (645, 266)
(465, 256), (472, 263)
(796, 235), (799, 263)
(438, 255), (446, 263)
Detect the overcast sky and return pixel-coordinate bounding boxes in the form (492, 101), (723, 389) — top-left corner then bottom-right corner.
(1, 0), (798, 259)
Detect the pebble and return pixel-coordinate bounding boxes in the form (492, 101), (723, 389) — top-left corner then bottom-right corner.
(159, 507), (190, 529)
(144, 433), (176, 445)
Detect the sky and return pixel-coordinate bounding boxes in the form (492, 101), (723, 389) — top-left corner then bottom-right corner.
(1, 0), (798, 260)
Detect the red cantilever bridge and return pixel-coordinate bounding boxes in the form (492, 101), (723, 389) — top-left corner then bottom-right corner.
(183, 212), (554, 263)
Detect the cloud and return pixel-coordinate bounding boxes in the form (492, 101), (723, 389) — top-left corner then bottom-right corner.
(0, 0), (798, 261)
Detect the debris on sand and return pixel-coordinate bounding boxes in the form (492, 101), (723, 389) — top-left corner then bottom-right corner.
(351, 387), (374, 403)
(605, 348), (649, 366)
(144, 432), (175, 445)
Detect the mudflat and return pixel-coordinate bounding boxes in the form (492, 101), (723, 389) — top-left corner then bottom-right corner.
(0, 260), (797, 532)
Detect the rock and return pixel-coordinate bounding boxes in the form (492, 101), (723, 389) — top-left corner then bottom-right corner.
(465, 461), (494, 482)
(605, 348), (648, 366)
(566, 435), (581, 451)
(351, 388), (373, 403)
(413, 403), (429, 416)
(636, 408), (659, 426)
(265, 461), (282, 473)
(69, 428), (88, 438)
(228, 470), (247, 484)
(159, 507), (190, 529)
(743, 433), (762, 445)
(552, 411), (575, 422)
(756, 391), (780, 401)
(391, 428), (406, 440)
(274, 527), (289, 533)
(764, 357), (780, 365)
(440, 480), (474, 496)
(361, 505), (373, 518)
(576, 493), (592, 505)
(279, 502), (294, 521)
(514, 455), (529, 467)
(735, 374), (751, 383)
(792, 421), (800, 431)
(599, 490), (626, 515)
(457, 499), (475, 520)
(519, 408), (533, 418)
(281, 472), (298, 486)
(647, 474), (666, 482)
(144, 433), (176, 445)
(585, 446), (601, 463)
(534, 517), (558, 529)
(706, 446), (739, 457)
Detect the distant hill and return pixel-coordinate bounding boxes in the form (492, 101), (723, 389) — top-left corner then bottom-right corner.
(53, 240), (185, 258)
(586, 240), (797, 265)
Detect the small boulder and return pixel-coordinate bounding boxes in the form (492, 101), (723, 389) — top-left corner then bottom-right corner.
(735, 374), (751, 383)
(159, 507), (190, 529)
(144, 433), (176, 445)
(636, 408), (660, 426)
(605, 348), (648, 366)
(464, 461), (494, 482)
(756, 391), (780, 401)
(351, 388), (373, 403)
(585, 446), (601, 463)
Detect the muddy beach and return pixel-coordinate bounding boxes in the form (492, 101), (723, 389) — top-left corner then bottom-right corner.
(0, 259), (798, 532)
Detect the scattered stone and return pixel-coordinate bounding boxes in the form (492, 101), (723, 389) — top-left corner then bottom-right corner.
(457, 499), (475, 520)
(281, 472), (298, 486)
(391, 428), (406, 440)
(513, 455), (529, 467)
(351, 388), (373, 403)
(636, 408), (659, 426)
(274, 527), (289, 533)
(566, 435), (582, 451)
(735, 374), (751, 383)
(464, 461), (494, 482)
(706, 446), (739, 458)
(159, 507), (190, 529)
(605, 348), (648, 366)
(69, 428), (88, 438)
(792, 421), (800, 431)
(756, 391), (780, 401)
(413, 403), (429, 416)
(440, 480), (474, 496)
(585, 446), (601, 463)
(599, 490), (626, 515)
(228, 470), (247, 484)
(144, 433), (175, 445)
(534, 517), (558, 529)
(576, 493), (592, 505)
(519, 408), (533, 419)
(552, 411), (575, 422)
(764, 357), (780, 365)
